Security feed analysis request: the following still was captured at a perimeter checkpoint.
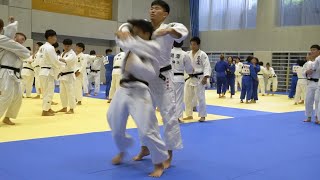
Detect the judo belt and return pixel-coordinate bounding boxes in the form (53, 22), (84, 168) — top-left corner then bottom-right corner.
(41, 67), (51, 69)
(308, 78), (319, 82)
(174, 73), (184, 76)
(185, 72), (204, 82)
(120, 74), (149, 87)
(293, 74), (297, 77)
(23, 67), (34, 71)
(159, 65), (172, 81)
(258, 74), (263, 75)
(35, 65), (40, 68)
(299, 78), (306, 79)
(59, 71), (74, 77)
(113, 66), (121, 69)
(0, 65), (21, 78)
(86, 67), (90, 69)
(91, 69), (100, 73)
(268, 75), (277, 79)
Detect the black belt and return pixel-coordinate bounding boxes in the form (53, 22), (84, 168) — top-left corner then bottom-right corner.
(159, 65), (172, 81)
(41, 67), (51, 69)
(0, 65), (21, 78)
(174, 73), (184, 76)
(59, 71), (74, 77)
(91, 69), (100, 73)
(258, 74), (263, 75)
(23, 67), (34, 71)
(185, 72), (204, 82)
(243, 75), (250, 76)
(293, 74), (297, 77)
(120, 74), (148, 87)
(308, 78), (319, 82)
(113, 66), (121, 69)
(86, 67), (90, 69)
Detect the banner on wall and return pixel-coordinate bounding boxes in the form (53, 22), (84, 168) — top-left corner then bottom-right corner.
(32, 0), (113, 20)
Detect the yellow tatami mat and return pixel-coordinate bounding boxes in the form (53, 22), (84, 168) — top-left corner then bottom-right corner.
(0, 93), (230, 143)
(205, 90), (305, 113)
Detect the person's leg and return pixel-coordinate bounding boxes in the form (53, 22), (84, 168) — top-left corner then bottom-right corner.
(294, 83), (302, 104)
(196, 83), (207, 122)
(289, 76), (298, 98)
(26, 75), (34, 98)
(304, 82), (316, 122)
(4, 81), (22, 125)
(184, 83), (194, 118)
(221, 77), (227, 95)
(66, 79), (76, 114)
(217, 77), (222, 95)
(105, 73), (112, 98)
(40, 75), (54, 115)
(174, 82), (184, 120)
(57, 81), (68, 113)
(230, 77), (235, 96)
(75, 77), (83, 103)
(109, 74), (117, 100)
(94, 72), (101, 96)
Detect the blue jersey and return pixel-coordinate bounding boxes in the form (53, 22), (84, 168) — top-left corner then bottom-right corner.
(104, 55), (115, 74)
(215, 60), (228, 78)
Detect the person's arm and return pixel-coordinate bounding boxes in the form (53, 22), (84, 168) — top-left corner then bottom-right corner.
(155, 23), (188, 42)
(45, 46), (60, 69)
(3, 20), (18, 39)
(79, 56), (87, 73)
(250, 64), (257, 80)
(0, 35), (30, 59)
(230, 64), (236, 73)
(201, 53), (211, 85)
(60, 52), (76, 65)
(183, 54), (193, 74)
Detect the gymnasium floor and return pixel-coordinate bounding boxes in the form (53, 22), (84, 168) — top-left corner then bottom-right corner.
(1, 86), (319, 180)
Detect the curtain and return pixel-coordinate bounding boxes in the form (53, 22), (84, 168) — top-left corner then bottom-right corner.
(189, 0), (200, 37)
(280, 0), (320, 26)
(199, 0), (258, 31)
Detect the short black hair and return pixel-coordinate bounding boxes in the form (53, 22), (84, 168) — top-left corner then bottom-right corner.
(259, 61), (264, 66)
(26, 47), (31, 51)
(45, 29), (57, 40)
(53, 42), (59, 48)
(37, 42), (44, 46)
(266, 62), (271, 66)
(56, 50), (61, 55)
(63, 39), (72, 45)
(127, 19), (154, 39)
(246, 56), (254, 63)
(310, 44), (320, 50)
(173, 41), (183, 48)
(90, 50), (96, 55)
(76, 43), (85, 51)
(190, 37), (201, 45)
(298, 59), (306, 67)
(105, 49), (112, 54)
(15, 32), (27, 40)
(151, 0), (170, 13)
(0, 18), (4, 30)
(234, 57), (241, 60)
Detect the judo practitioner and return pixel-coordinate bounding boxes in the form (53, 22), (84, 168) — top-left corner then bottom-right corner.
(215, 54), (228, 98)
(266, 63), (278, 95)
(294, 59), (307, 105)
(251, 57), (260, 103)
(88, 50), (103, 96)
(21, 47), (34, 98)
(74, 43), (87, 105)
(257, 61), (267, 96)
(56, 39), (77, 114)
(117, 0), (189, 168)
(184, 37), (211, 122)
(38, 30), (63, 116)
(31, 42), (44, 99)
(104, 49), (114, 99)
(0, 23), (30, 125)
(226, 56), (236, 98)
(107, 51), (125, 103)
(108, 19), (168, 177)
(235, 57), (243, 91)
(304, 45), (320, 124)
(170, 41), (193, 121)
(289, 61), (299, 99)
(240, 56), (257, 103)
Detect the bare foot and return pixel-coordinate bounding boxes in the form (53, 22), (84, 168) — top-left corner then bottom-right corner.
(3, 117), (15, 125)
(315, 120), (320, 125)
(32, 95), (41, 99)
(57, 108), (67, 113)
(299, 100), (304, 104)
(294, 103), (298, 105)
(66, 109), (74, 114)
(303, 119), (311, 122)
(133, 146), (150, 161)
(112, 152), (124, 165)
(77, 101), (82, 105)
(149, 163), (164, 178)
(262, 94), (265, 96)
(85, 93), (91, 97)
(183, 116), (193, 120)
(48, 109), (56, 114)
(42, 111), (55, 116)
(240, 100), (244, 103)
(94, 93), (98, 96)
(107, 99), (111, 103)
(163, 150), (172, 169)
(245, 100), (250, 104)
(156, 107), (160, 112)
(199, 117), (205, 122)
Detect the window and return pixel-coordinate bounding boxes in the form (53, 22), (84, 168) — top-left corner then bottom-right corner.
(279, 0), (320, 26)
(199, 0), (258, 31)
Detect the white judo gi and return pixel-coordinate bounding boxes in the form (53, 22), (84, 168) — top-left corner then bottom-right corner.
(266, 67), (278, 92)
(257, 66), (268, 95)
(304, 59), (320, 119)
(0, 35), (30, 119)
(59, 49), (77, 109)
(184, 50), (211, 118)
(38, 42), (62, 111)
(107, 35), (168, 164)
(235, 61), (243, 90)
(21, 55), (34, 98)
(171, 47), (193, 119)
(294, 66), (307, 103)
(31, 52), (42, 96)
(75, 52), (88, 102)
(88, 56), (103, 94)
(108, 52), (125, 100)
